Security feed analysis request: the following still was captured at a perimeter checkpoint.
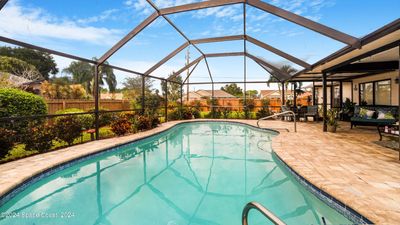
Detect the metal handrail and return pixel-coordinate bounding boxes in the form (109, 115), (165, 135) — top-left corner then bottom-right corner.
(257, 111), (297, 132)
(242, 202), (286, 225)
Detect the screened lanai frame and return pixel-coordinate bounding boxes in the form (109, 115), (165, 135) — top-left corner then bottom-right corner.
(0, 0), (378, 139)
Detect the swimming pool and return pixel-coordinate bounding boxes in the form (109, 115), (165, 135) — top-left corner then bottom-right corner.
(0, 121), (355, 224)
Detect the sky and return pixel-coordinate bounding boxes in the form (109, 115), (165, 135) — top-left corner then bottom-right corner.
(0, 0), (399, 92)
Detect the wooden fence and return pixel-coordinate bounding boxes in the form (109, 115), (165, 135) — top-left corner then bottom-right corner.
(46, 100), (131, 114)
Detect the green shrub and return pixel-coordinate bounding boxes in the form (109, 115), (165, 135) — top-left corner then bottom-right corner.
(111, 117), (132, 136)
(23, 122), (55, 152)
(54, 116), (82, 145)
(221, 107), (231, 119)
(0, 88), (47, 117)
(0, 88), (47, 134)
(0, 128), (15, 158)
(150, 115), (160, 128)
(168, 108), (181, 121)
(136, 115), (152, 131)
(191, 108), (200, 119)
(256, 107), (271, 119)
(181, 108), (193, 120)
(56, 108), (94, 130)
(96, 109), (118, 127)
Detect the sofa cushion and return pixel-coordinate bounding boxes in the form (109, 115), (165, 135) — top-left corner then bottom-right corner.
(351, 116), (395, 124)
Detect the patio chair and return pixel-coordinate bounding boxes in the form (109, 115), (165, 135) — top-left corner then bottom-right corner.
(281, 106), (296, 121)
(304, 105), (319, 122)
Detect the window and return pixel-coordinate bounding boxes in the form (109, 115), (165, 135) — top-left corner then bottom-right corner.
(359, 82), (373, 105)
(333, 86), (341, 107)
(359, 79), (391, 105)
(375, 80), (391, 105)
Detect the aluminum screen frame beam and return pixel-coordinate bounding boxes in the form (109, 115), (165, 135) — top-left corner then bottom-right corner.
(146, 34), (310, 79)
(191, 35), (244, 44)
(246, 36), (311, 69)
(171, 52), (291, 83)
(98, 12), (159, 64)
(0, 0), (9, 10)
(246, 53), (291, 80)
(144, 42), (190, 75)
(0, 36), (96, 64)
(159, 0), (245, 15)
(247, 0), (360, 47)
(169, 56), (204, 80)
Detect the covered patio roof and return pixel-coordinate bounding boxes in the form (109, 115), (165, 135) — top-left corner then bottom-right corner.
(292, 19), (400, 82)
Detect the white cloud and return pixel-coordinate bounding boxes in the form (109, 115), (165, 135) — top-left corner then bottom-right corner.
(0, 1), (123, 46)
(76, 9), (119, 24)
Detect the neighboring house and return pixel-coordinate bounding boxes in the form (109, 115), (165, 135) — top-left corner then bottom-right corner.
(0, 72), (43, 94)
(260, 90), (294, 100)
(186, 89), (235, 101)
(101, 92), (124, 100)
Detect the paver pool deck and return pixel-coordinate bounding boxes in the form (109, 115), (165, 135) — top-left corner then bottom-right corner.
(0, 119), (399, 224)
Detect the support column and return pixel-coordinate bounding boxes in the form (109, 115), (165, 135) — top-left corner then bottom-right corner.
(312, 81), (316, 105)
(323, 73), (328, 132)
(165, 81), (168, 122)
(339, 81), (343, 109)
(281, 82), (285, 108)
(141, 76), (145, 115)
(180, 84), (183, 119)
(211, 83), (215, 118)
(398, 44), (399, 160)
(94, 65), (100, 140)
(293, 82), (297, 109)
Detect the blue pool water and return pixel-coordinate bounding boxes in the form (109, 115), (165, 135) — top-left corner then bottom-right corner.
(0, 122), (353, 225)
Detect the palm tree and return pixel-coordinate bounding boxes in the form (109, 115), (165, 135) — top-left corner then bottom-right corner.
(266, 64), (298, 104)
(93, 57), (117, 93)
(64, 58), (117, 96)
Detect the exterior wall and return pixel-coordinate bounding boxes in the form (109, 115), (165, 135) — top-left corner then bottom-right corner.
(351, 71), (398, 106)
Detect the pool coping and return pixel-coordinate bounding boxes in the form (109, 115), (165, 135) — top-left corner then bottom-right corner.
(0, 119), (372, 224)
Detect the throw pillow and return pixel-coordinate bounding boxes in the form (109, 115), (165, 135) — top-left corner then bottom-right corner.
(365, 109), (374, 119)
(377, 111), (386, 119)
(384, 112), (395, 119)
(359, 108), (368, 118)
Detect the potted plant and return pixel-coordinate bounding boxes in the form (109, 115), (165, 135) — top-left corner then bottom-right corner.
(341, 98), (355, 121)
(326, 108), (339, 132)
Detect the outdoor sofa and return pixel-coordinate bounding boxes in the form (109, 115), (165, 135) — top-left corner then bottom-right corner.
(350, 106), (398, 129)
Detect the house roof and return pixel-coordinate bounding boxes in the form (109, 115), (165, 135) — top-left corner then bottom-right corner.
(260, 90), (293, 97)
(195, 90), (236, 98)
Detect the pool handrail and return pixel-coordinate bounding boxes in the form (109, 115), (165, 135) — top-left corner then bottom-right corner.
(242, 201), (286, 225)
(257, 111), (297, 132)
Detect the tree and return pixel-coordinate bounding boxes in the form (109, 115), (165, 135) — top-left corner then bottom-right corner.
(245, 90), (258, 98)
(0, 56), (43, 81)
(93, 58), (117, 93)
(122, 76), (153, 100)
(266, 64), (298, 102)
(63, 59), (117, 95)
(63, 61), (92, 93)
(221, 83), (243, 97)
(0, 46), (58, 79)
(161, 73), (183, 102)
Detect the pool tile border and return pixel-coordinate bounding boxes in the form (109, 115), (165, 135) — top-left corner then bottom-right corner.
(0, 120), (372, 224)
